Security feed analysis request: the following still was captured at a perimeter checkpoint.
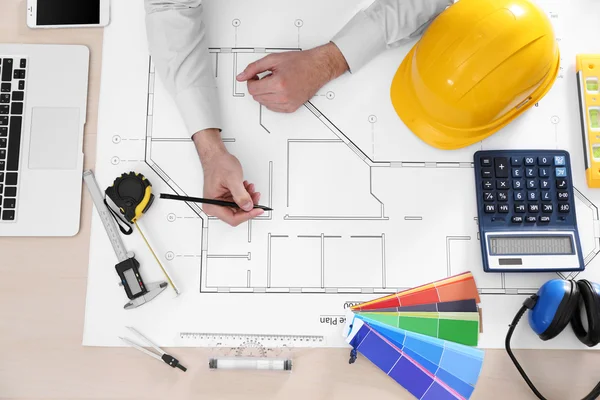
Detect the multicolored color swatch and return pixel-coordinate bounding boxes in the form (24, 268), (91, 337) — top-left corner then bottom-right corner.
(370, 298), (478, 314)
(345, 272), (483, 399)
(351, 272), (480, 312)
(346, 317), (484, 399)
(357, 310), (479, 346)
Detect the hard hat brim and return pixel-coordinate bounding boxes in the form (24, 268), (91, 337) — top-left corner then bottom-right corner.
(391, 45), (561, 150)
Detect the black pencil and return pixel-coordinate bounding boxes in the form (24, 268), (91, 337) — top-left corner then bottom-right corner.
(160, 193), (273, 211)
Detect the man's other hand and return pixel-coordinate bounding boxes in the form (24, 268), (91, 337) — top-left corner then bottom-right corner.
(236, 42), (348, 113)
(193, 129), (264, 227)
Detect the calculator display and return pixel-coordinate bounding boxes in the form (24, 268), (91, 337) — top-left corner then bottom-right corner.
(489, 236), (574, 255)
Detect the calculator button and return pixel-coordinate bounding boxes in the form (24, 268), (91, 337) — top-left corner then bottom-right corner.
(482, 180), (493, 190)
(513, 179), (524, 190)
(526, 216), (537, 223)
(528, 204), (540, 213)
(555, 167), (567, 177)
(525, 157), (535, 166)
(498, 204), (509, 213)
(554, 156), (566, 166)
(484, 204), (496, 213)
(539, 168), (549, 178)
(515, 204), (526, 213)
(481, 168), (493, 178)
(483, 192), (494, 202)
(497, 191), (508, 202)
(556, 178), (568, 189)
(496, 179), (509, 189)
(512, 168), (523, 178)
(542, 204), (553, 213)
(514, 192), (525, 201)
(527, 179), (537, 189)
(481, 157), (492, 167)
(540, 180), (551, 190)
(557, 191), (569, 201)
(539, 216), (551, 223)
(494, 157), (509, 178)
(541, 191), (552, 201)
(528, 191), (538, 201)
(538, 156), (551, 166)
(526, 167), (536, 177)
(511, 216), (523, 223)
(511, 157), (522, 166)
(559, 204), (570, 213)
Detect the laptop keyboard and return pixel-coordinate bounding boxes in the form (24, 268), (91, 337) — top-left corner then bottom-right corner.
(0, 56), (26, 222)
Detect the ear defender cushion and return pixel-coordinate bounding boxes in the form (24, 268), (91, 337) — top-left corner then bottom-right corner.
(571, 280), (600, 347)
(529, 279), (580, 341)
(541, 280), (580, 340)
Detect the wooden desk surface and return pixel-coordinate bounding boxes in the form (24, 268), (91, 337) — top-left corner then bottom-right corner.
(1, 1), (599, 399)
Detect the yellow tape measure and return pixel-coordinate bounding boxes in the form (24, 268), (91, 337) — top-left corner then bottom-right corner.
(106, 172), (180, 295)
(105, 172), (154, 223)
(577, 54), (600, 188)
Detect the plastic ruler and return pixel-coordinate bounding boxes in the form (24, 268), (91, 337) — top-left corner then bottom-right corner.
(178, 332), (326, 356)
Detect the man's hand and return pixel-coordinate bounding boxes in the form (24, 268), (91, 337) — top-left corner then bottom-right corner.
(236, 42), (349, 113)
(193, 129), (264, 226)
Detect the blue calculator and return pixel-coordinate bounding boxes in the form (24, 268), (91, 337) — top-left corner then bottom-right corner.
(474, 150), (584, 272)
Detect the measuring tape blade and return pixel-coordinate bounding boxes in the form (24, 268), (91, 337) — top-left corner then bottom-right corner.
(178, 332), (326, 348)
(83, 170), (129, 262)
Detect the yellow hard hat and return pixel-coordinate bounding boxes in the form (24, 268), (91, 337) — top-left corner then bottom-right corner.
(391, 0), (560, 150)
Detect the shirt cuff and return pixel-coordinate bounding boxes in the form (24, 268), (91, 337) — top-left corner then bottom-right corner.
(331, 10), (387, 73)
(175, 86), (222, 136)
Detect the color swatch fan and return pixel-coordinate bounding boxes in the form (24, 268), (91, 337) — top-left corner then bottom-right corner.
(344, 272), (484, 399)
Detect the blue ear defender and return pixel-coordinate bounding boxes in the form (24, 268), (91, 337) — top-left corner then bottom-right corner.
(529, 279), (580, 341)
(505, 279), (600, 400)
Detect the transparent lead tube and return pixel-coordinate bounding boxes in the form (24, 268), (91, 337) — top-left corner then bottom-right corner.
(209, 357), (292, 371)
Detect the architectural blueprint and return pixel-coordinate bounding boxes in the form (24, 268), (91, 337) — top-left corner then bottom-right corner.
(85, 0), (600, 349)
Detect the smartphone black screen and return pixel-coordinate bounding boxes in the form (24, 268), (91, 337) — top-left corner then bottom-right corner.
(36, 0), (100, 25)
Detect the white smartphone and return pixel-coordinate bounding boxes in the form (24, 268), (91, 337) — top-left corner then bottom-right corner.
(27, 0), (110, 29)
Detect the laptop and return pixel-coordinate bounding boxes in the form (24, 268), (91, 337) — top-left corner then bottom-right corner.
(0, 44), (89, 236)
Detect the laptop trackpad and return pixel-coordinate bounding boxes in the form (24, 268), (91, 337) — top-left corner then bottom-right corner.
(28, 107), (80, 170)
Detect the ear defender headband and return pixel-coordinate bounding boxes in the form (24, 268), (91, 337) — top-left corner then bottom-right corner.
(572, 280), (600, 347)
(506, 279), (600, 400)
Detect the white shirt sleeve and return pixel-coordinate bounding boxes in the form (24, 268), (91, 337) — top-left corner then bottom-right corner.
(331, 0), (453, 73)
(145, 0), (222, 136)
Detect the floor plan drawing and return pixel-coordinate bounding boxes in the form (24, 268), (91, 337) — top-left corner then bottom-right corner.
(85, 0), (600, 349)
(142, 41), (600, 296)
